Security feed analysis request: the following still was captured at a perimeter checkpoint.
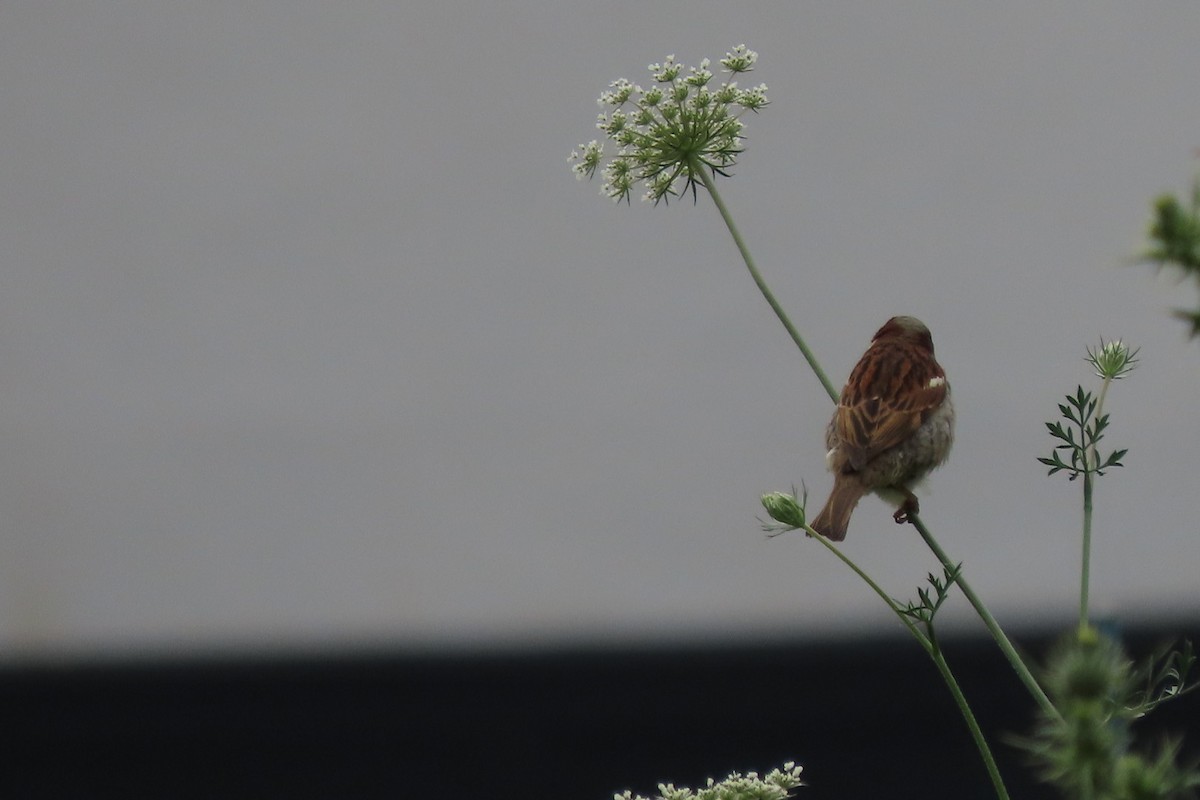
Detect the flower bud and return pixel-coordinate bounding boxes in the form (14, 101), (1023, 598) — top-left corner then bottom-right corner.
(761, 491), (805, 530)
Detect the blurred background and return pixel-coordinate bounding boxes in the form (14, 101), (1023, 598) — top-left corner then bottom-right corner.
(2, 2), (1198, 797)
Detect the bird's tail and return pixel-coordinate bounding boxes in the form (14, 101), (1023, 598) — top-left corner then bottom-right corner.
(810, 477), (867, 542)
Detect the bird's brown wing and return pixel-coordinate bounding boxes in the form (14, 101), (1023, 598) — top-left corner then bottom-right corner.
(835, 340), (947, 471)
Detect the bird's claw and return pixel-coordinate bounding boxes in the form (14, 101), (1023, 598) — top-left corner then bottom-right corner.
(893, 492), (920, 525)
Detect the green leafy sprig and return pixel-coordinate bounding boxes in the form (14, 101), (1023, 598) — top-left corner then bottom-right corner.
(1038, 386), (1128, 480)
(1039, 339), (1137, 630)
(896, 564), (963, 631)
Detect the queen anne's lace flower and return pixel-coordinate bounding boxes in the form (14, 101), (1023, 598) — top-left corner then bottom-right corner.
(570, 45), (768, 203)
(613, 761), (803, 800)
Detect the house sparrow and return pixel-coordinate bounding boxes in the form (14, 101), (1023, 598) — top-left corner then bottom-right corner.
(810, 316), (955, 541)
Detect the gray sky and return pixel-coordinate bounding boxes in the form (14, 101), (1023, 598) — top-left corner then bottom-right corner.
(2, 2), (1198, 659)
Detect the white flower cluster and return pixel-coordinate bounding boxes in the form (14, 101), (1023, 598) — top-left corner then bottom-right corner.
(613, 761), (804, 800)
(570, 45), (768, 203)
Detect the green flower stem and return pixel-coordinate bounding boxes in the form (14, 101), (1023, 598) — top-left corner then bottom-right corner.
(926, 630), (1010, 800)
(695, 163), (839, 403)
(1080, 472), (1093, 632)
(910, 513), (1059, 720)
(1079, 374), (1111, 631)
(808, 528), (1010, 800)
(805, 525), (910, 628)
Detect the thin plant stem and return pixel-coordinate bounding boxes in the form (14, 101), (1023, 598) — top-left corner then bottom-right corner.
(694, 164), (839, 403)
(1080, 472), (1093, 631)
(910, 514), (1059, 720)
(1079, 375), (1111, 631)
(806, 526), (912, 629)
(927, 629), (1010, 800)
(808, 529), (1010, 800)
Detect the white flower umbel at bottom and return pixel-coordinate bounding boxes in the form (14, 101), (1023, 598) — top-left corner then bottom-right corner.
(613, 762), (804, 800)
